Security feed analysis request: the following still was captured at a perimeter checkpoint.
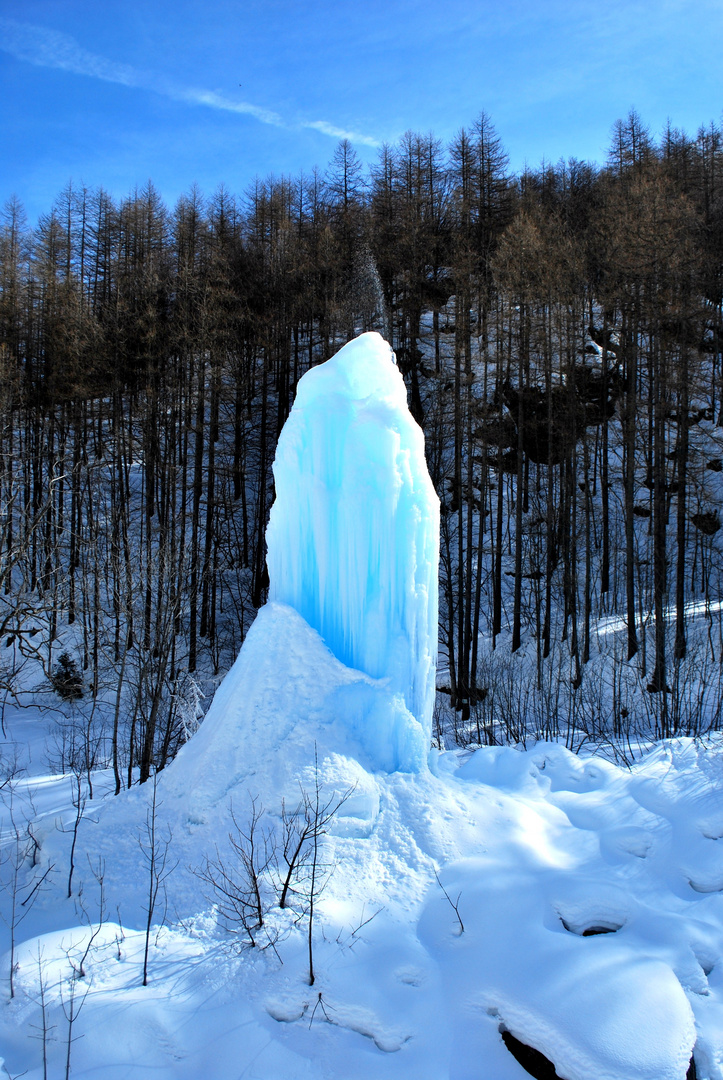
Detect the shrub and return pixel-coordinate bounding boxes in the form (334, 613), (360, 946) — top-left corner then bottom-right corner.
(51, 653), (84, 701)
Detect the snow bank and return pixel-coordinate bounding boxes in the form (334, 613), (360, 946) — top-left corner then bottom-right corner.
(266, 332), (439, 761)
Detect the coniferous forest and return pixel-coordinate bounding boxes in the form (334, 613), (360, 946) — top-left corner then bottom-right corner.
(1, 108), (722, 782)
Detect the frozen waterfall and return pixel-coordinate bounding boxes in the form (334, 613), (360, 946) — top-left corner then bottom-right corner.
(266, 332), (439, 757)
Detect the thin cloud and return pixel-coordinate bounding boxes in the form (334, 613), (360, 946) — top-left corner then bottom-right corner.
(173, 88), (285, 129)
(0, 18), (142, 88)
(302, 120), (379, 148)
(0, 17), (379, 148)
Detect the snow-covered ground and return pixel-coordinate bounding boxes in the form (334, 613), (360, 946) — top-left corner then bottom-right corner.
(0, 603), (721, 1080)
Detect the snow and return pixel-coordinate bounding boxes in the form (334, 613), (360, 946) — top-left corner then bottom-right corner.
(157, 599), (426, 814)
(266, 332), (439, 767)
(0, 334), (721, 1078)
(4, 730), (723, 1079)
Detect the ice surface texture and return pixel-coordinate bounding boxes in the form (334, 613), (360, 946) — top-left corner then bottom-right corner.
(266, 332), (439, 769)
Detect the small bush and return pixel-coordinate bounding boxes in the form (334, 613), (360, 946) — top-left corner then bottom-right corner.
(51, 652), (84, 701)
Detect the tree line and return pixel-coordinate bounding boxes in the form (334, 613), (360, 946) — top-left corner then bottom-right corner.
(0, 108), (722, 775)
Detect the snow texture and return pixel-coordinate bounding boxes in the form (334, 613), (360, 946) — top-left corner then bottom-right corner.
(5, 733), (722, 1080)
(266, 332), (439, 769)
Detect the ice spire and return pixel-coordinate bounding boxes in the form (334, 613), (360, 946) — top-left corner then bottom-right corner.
(266, 332), (439, 754)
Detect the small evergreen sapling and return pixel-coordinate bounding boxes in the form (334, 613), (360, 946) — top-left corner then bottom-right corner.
(51, 653), (83, 702)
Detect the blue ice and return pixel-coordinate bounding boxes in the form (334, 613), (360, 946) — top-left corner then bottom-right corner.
(266, 332), (439, 767)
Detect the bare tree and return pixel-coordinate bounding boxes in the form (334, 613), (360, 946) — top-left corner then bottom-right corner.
(59, 955), (90, 1080)
(29, 945), (55, 1080)
(0, 780), (54, 999)
(295, 755), (354, 986)
(65, 772), (86, 898)
(137, 772), (176, 986)
(196, 797), (276, 950)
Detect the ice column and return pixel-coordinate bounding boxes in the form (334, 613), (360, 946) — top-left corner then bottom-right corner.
(266, 332), (439, 747)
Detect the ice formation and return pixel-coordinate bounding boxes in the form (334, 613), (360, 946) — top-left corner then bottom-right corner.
(266, 332), (439, 764)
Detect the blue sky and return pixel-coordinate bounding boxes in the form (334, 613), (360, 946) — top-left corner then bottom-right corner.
(1, 0), (722, 224)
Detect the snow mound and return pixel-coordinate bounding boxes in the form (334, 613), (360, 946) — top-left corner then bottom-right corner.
(266, 331), (438, 757)
(162, 601), (427, 822)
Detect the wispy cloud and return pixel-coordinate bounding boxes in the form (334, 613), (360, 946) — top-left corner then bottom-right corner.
(1, 18), (143, 88)
(171, 88), (286, 130)
(0, 17), (380, 148)
(301, 120), (379, 148)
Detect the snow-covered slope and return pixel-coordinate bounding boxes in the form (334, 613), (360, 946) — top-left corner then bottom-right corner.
(162, 600), (430, 813)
